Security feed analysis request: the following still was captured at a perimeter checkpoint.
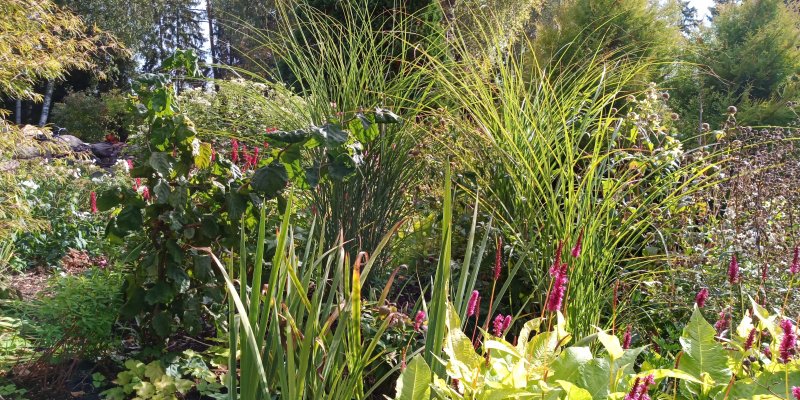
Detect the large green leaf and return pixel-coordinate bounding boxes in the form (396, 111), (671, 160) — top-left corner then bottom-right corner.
(314, 123), (349, 147)
(250, 164), (288, 197)
(678, 307), (731, 386)
(549, 347), (593, 384)
(395, 355), (431, 400)
(149, 152), (174, 178)
(268, 128), (312, 143)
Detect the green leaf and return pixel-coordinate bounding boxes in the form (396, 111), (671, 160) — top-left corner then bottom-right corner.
(394, 355), (431, 400)
(251, 164), (288, 197)
(678, 307), (731, 385)
(314, 123), (349, 147)
(557, 380), (593, 400)
(195, 142), (213, 169)
(597, 329), (624, 360)
(145, 281), (175, 305)
(97, 188), (123, 211)
(115, 206), (143, 233)
(375, 107), (401, 123)
(152, 311), (173, 337)
(550, 346), (593, 383)
(350, 114), (379, 142)
(149, 152), (174, 178)
(154, 179), (171, 204)
(268, 128), (312, 143)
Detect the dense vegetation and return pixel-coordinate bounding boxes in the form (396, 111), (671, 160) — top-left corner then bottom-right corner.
(0, 0), (799, 399)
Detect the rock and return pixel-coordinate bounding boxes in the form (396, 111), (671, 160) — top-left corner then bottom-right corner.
(55, 134), (85, 148)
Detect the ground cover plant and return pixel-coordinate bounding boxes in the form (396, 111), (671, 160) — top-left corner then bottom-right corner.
(0, 0), (799, 399)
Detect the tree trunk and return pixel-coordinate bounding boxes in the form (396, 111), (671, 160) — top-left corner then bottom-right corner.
(15, 99), (22, 125)
(38, 80), (55, 127)
(206, 0), (218, 79)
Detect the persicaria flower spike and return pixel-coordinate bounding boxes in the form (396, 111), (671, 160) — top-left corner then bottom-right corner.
(791, 246), (799, 275)
(493, 236), (503, 281)
(624, 374), (655, 400)
(744, 328), (756, 351)
(792, 386), (800, 400)
(571, 229), (583, 258)
(714, 309), (729, 334)
(780, 318), (796, 363)
(126, 159), (133, 171)
(502, 315), (512, 333)
(546, 262), (568, 312)
(414, 310), (426, 332)
(727, 254), (740, 284)
(622, 326), (632, 350)
(467, 290), (480, 317)
(492, 314), (505, 336)
(231, 139), (239, 164)
(695, 288), (709, 308)
(90, 191), (98, 214)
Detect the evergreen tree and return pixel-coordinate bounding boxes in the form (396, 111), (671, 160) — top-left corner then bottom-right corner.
(141, 0), (206, 72)
(534, 0), (682, 78)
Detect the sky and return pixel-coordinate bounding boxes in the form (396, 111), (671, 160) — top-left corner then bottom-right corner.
(690, 0), (715, 21)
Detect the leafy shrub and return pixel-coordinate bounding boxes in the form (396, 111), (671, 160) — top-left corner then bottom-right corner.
(11, 160), (127, 269)
(100, 50), (402, 339)
(14, 269), (123, 359)
(50, 89), (138, 143)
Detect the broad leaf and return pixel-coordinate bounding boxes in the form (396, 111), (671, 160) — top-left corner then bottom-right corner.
(677, 307), (731, 385)
(395, 355), (431, 400)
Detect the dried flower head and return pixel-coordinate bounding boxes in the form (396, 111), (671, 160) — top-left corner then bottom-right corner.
(493, 236), (503, 281)
(791, 246), (800, 275)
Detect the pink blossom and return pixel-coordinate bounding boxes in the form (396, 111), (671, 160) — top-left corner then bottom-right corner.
(792, 386), (800, 400)
(695, 288), (709, 308)
(624, 374), (655, 400)
(546, 262), (568, 312)
(493, 237), (503, 281)
(571, 229), (583, 258)
(714, 308), (729, 335)
(780, 318), (796, 363)
(727, 254), (740, 284)
(502, 315), (512, 332)
(90, 192), (98, 214)
(744, 328), (756, 351)
(142, 186), (151, 201)
(622, 326), (632, 349)
(492, 314), (505, 336)
(231, 139), (239, 164)
(467, 290), (480, 317)
(414, 310), (426, 332)
(126, 159), (134, 171)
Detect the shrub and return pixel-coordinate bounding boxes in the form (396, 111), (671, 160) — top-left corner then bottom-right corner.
(13, 269), (123, 360)
(10, 160), (127, 269)
(50, 89), (138, 143)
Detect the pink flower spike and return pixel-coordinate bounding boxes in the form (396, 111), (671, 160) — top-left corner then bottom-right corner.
(792, 386), (800, 400)
(126, 159), (134, 171)
(231, 139), (239, 164)
(727, 254), (740, 284)
(695, 288), (709, 308)
(142, 186), (151, 201)
(571, 229), (583, 258)
(467, 290), (480, 317)
(780, 318), (796, 363)
(493, 236), (503, 281)
(414, 310), (426, 332)
(90, 191), (98, 214)
(546, 263), (568, 312)
(791, 246), (799, 275)
(492, 314), (505, 336)
(622, 326), (632, 349)
(502, 315), (512, 332)
(744, 328), (756, 351)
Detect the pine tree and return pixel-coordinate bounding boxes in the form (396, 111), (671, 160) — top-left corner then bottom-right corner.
(141, 0), (206, 72)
